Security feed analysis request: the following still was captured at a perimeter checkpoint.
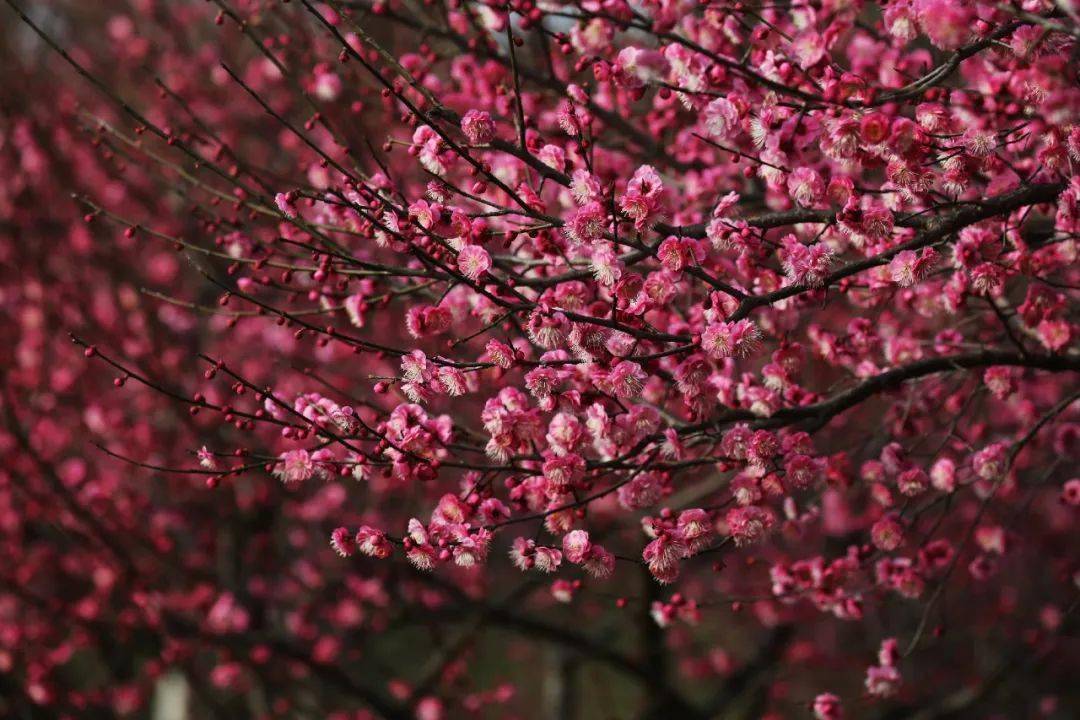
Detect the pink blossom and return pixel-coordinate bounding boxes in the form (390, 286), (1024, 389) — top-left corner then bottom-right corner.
(916, 0), (975, 50)
(788, 167), (825, 208)
(565, 201), (607, 244)
(702, 320), (762, 359)
(355, 526), (392, 559)
(812, 693), (843, 720)
(273, 449), (319, 486)
(971, 443), (1009, 481)
(6, 3), (1078, 713)
(562, 530), (592, 564)
(871, 516), (904, 551)
(726, 505), (776, 546)
(330, 527), (354, 557)
(704, 97), (740, 140)
(457, 244), (491, 281)
(865, 664), (901, 698)
(510, 537), (562, 573)
(274, 192), (298, 218)
(460, 109), (495, 145)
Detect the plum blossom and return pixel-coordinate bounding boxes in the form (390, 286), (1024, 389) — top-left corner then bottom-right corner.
(916, 0), (974, 50)
(864, 638), (902, 698)
(813, 693), (843, 720)
(355, 526), (393, 559)
(702, 320), (762, 359)
(457, 244), (491, 281)
(460, 109), (495, 144)
(273, 449), (319, 486)
(788, 168), (825, 208)
(704, 97), (740, 140)
(780, 235), (832, 287)
(619, 165), (667, 229)
(7, 1), (1079, 714)
(510, 538), (562, 573)
(972, 443), (1009, 481)
(565, 201), (607, 244)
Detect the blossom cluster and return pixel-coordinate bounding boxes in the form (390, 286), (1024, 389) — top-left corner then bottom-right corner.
(1, 0), (1078, 718)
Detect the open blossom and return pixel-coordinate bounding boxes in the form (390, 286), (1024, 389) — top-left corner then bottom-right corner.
(780, 235), (832, 286)
(865, 639), (902, 697)
(343, 294), (367, 328)
(676, 511), (712, 554)
(619, 165), (667, 229)
(551, 579), (576, 603)
(452, 529), (492, 568)
(643, 534), (688, 584)
(582, 545), (616, 580)
(556, 99), (581, 136)
(542, 414), (581, 458)
(871, 515), (904, 551)
(436, 366), (467, 396)
(569, 169), (602, 204)
(565, 201), (607, 244)
(617, 472), (662, 510)
(412, 124), (449, 174)
(656, 236), (704, 274)
(460, 109), (495, 144)
(916, 0), (974, 50)
(197, 446), (217, 470)
(983, 366), (1017, 399)
(865, 664), (901, 698)
(526, 309), (569, 349)
(272, 450), (319, 486)
(888, 248), (937, 286)
(612, 46), (669, 88)
(884, 1), (918, 42)
(562, 530), (592, 564)
(311, 68), (341, 101)
(590, 244), (623, 286)
(787, 167), (825, 208)
(704, 97), (740, 140)
(354, 526), (392, 559)
(930, 458), (958, 493)
(405, 305), (452, 339)
(896, 467), (929, 496)
(456, 244), (491, 281)
(726, 505), (776, 546)
(702, 320), (761, 359)
(1036, 319), (1071, 352)
(296, 393), (360, 435)
(510, 537), (562, 572)
(886, 156), (932, 194)
(485, 339), (516, 369)
(329, 527), (354, 557)
(274, 192), (298, 218)
(972, 443), (1009, 481)
(598, 360), (647, 399)
(961, 128), (996, 157)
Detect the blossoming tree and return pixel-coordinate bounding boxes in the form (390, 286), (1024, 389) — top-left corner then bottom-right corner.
(1, 0), (1078, 717)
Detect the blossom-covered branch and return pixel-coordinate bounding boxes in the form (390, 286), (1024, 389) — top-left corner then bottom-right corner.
(1, 0), (1078, 717)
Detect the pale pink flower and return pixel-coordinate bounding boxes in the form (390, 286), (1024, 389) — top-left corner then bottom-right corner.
(460, 109), (495, 144)
(457, 244), (491, 281)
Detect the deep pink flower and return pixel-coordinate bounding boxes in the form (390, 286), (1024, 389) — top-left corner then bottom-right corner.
(702, 320), (762, 359)
(460, 109), (495, 145)
(6, 2), (1078, 713)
